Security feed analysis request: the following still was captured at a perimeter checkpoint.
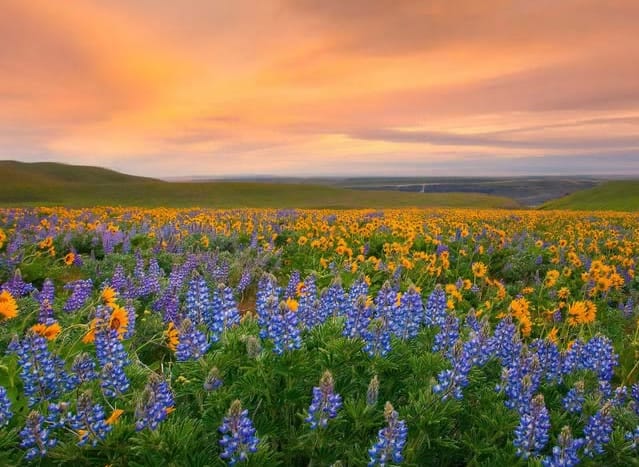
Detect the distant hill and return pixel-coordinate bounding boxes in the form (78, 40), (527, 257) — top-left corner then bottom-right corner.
(0, 160), (158, 186)
(540, 180), (639, 211)
(0, 161), (520, 209)
(332, 176), (604, 207)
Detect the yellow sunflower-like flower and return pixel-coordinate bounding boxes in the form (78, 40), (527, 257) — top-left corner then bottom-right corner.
(109, 305), (129, 339)
(0, 290), (18, 320)
(471, 262), (487, 278)
(546, 327), (559, 345)
(101, 286), (118, 307)
(285, 297), (299, 312)
(106, 409), (124, 425)
(166, 322), (179, 351)
(567, 300), (597, 326)
(510, 297), (532, 336)
(31, 322), (61, 340)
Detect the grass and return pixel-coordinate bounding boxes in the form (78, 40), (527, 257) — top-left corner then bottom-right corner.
(540, 180), (639, 211)
(0, 161), (521, 209)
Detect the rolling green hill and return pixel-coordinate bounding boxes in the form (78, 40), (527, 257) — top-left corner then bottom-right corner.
(0, 160), (157, 185)
(0, 161), (520, 209)
(540, 180), (639, 211)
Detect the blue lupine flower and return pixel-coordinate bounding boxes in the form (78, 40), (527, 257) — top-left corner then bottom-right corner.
(45, 401), (70, 429)
(579, 335), (618, 382)
(219, 284), (240, 329)
(432, 313), (459, 357)
(630, 383), (639, 416)
(267, 301), (302, 355)
(8, 332), (67, 406)
(583, 403), (614, 457)
(100, 362), (130, 397)
(498, 351), (544, 412)
(344, 276), (369, 317)
(622, 298), (635, 318)
(135, 375), (174, 431)
(249, 230), (259, 249)
(19, 411), (57, 461)
(219, 400), (259, 465)
(175, 318), (210, 361)
(68, 392), (112, 447)
(530, 338), (562, 383)
(154, 258), (198, 322)
(0, 386), (11, 427)
(92, 308), (131, 397)
(137, 257), (162, 297)
(374, 282), (397, 328)
(513, 394), (551, 460)
(132, 252), (146, 295)
(69, 352), (97, 387)
(552, 309), (563, 323)
(1, 270), (35, 297)
(36, 279), (55, 324)
(123, 298), (136, 339)
(395, 285), (423, 339)
(560, 340), (584, 376)
(95, 324), (129, 368)
(542, 426), (584, 467)
(626, 425), (639, 449)
(305, 371), (342, 429)
(465, 308), (481, 333)
(470, 319), (494, 366)
(362, 317), (392, 358)
(285, 270), (301, 299)
(425, 285), (447, 327)
(257, 294), (279, 340)
(185, 275), (211, 326)
(298, 274), (320, 330)
(63, 279), (93, 312)
(319, 278), (345, 320)
(434, 338), (478, 401)
(491, 317), (522, 368)
(256, 274), (279, 335)
(562, 381), (585, 414)
(237, 269), (251, 293)
(343, 295), (373, 339)
(612, 385), (628, 407)
(436, 243), (448, 255)
(368, 402), (408, 467)
(213, 260), (230, 283)
(109, 264), (129, 293)
(207, 284), (240, 340)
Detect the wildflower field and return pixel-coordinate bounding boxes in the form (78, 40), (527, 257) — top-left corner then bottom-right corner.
(0, 206), (638, 466)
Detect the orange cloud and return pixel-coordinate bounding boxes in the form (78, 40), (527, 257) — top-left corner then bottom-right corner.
(0, 0), (637, 175)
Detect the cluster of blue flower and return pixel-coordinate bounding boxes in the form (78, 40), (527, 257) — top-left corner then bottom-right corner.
(219, 400), (259, 465)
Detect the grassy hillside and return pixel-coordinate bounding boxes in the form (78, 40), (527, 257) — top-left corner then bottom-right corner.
(540, 180), (639, 211)
(0, 160), (157, 185)
(0, 161), (521, 209)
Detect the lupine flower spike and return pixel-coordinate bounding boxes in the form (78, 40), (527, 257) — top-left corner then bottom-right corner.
(368, 402), (408, 466)
(306, 370), (342, 429)
(219, 400), (259, 465)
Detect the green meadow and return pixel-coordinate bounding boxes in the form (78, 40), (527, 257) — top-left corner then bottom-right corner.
(0, 161), (520, 209)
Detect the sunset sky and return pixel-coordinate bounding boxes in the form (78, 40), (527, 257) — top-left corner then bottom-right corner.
(1, 0), (638, 177)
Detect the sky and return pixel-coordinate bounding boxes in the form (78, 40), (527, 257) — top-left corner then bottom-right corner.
(1, 0), (639, 178)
